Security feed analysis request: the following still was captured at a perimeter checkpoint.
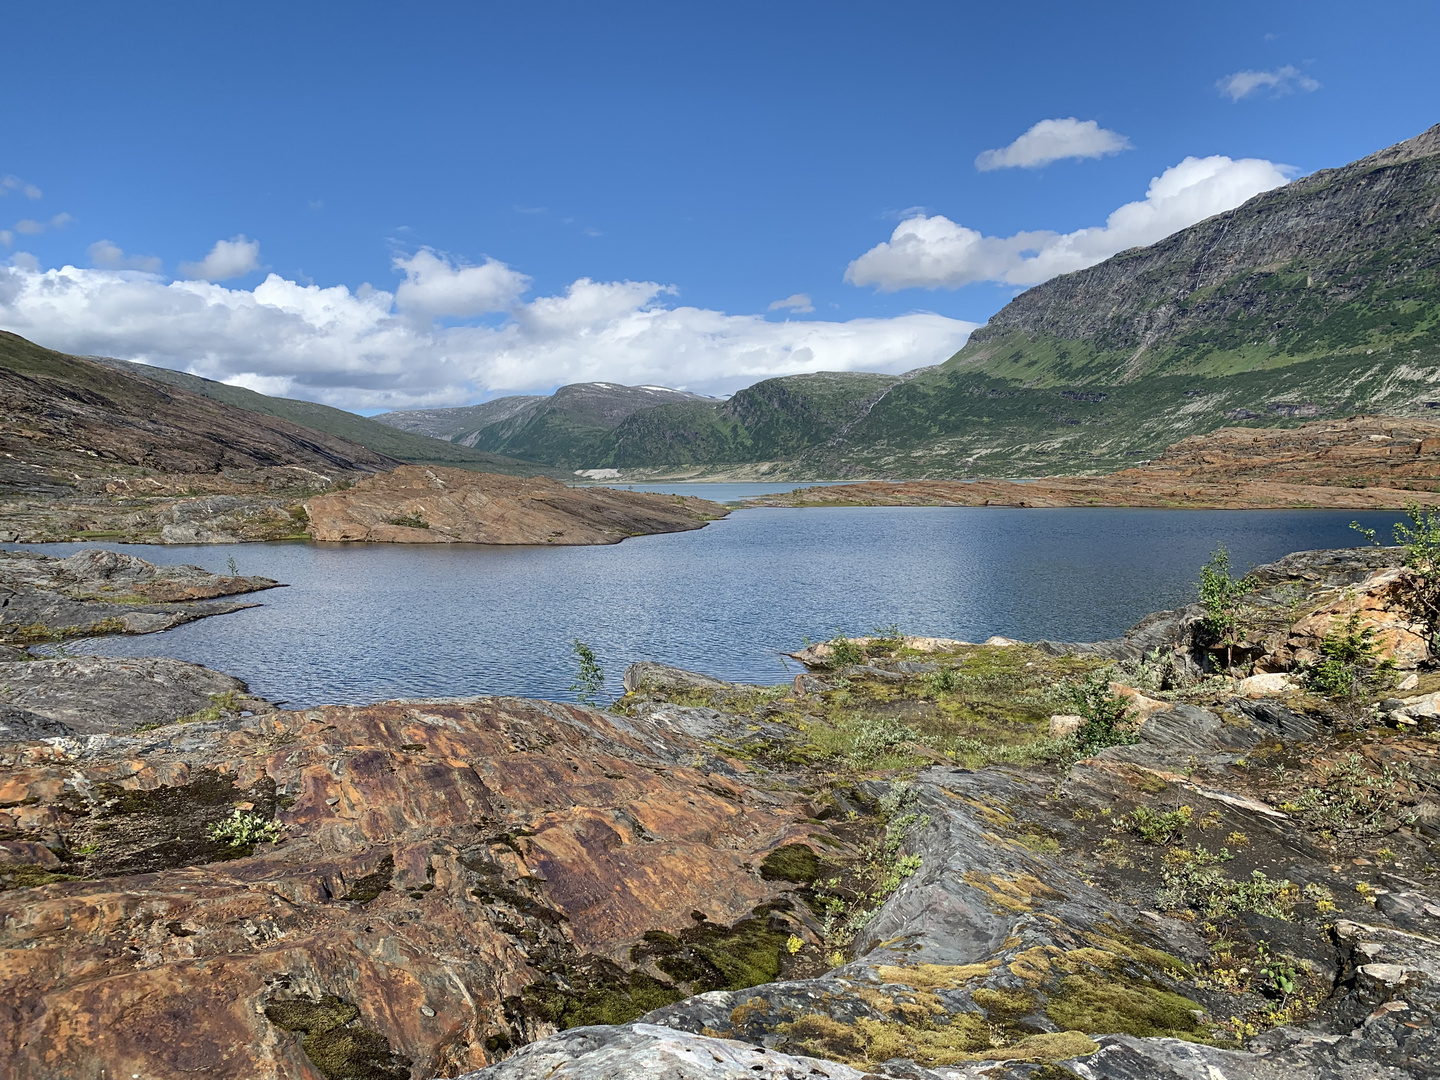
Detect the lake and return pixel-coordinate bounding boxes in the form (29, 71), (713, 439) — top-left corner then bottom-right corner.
(8, 505), (1407, 708)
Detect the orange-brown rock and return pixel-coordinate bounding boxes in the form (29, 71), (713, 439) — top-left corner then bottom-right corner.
(1283, 565), (1432, 670)
(304, 467), (726, 544)
(0, 696), (817, 1079)
(758, 415), (1440, 510)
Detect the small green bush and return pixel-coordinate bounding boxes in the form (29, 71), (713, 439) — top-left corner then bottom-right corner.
(1124, 805), (1193, 845)
(208, 809), (280, 849)
(569, 639), (605, 705)
(829, 635), (865, 667)
(1066, 670), (1138, 756)
(1306, 611), (1394, 698)
(1196, 546), (1257, 670)
(386, 513), (430, 529)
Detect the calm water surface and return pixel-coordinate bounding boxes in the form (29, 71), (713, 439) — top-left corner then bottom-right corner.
(10, 507), (1403, 707)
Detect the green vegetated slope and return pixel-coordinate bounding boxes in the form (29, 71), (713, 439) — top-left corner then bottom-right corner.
(373, 381), (719, 467)
(87, 357), (557, 476)
(602, 371), (903, 467)
(801, 122), (1440, 477)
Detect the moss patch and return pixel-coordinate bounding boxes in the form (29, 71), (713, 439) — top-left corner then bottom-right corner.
(1046, 975), (1209, 1040)
(511, 955), (684, 1029)
(264, 994), (411, 1080)
(631, 911), (795, 993)
(760, 843), (821, 884)
(0, 861), (81, 892)
(343, 855), (394, 904)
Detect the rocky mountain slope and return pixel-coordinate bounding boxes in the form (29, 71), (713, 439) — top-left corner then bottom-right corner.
(0, 331), (399, 494)
(798, 122), (1440, 477)
(757, 414), (1440, 509)
(4, 544), (1440, 1078)
(86, 355), (555, 477)
(375, 382), (718, 466)
(383, 123), (1439, 481)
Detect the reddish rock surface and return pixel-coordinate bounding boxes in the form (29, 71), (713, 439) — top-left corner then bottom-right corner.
(304, 467), (726, 544)
(758, 415), (1440, 509)
(0, 696), (814, 1079)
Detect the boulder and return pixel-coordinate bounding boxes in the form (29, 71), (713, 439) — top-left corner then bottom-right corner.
(1285, 566), (1431, 669)
(1236, 672), (1297, 697)
(1049, 714), (1083, 736)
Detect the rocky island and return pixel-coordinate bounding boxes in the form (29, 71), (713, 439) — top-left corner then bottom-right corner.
(3, 539), (1440, 1079)
(303, 466), (725, 545)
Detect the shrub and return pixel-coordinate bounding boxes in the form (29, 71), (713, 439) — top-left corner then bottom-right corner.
(208, 809), (280, 849)
(1294, 753), (1419, 836)
(1196, 546), (1257, 670)
(386, 513), (430, 529)
(1306, 611), (1394, 698)
(829, 635), (866, 667)
(1067, 670), (1138, 756)
(848, 716), (919, 765)
(1124, 805), (1193, 845)
(569, 639), (605, 705)
(1354, 501), (1440, 647)
(1156, 845), (1294, 920)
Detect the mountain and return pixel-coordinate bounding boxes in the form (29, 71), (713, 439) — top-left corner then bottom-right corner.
(802, 121), (1440, 476)
(404, 122), (1440, 480)
(86, 355), (555, 476)
(0, 330), (398, 494)
(373, 381), (716, 466)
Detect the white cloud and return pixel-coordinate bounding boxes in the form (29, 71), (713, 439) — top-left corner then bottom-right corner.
(768, 293), (815, 313)
(975, 118), (1132, 171)
(846, 155), (1291, 292)
(392, 248), (531, 320)
(178, 235), (262, 281)
(0, 253), (975, 408)
(9, 212), (71, 237)
(1216, 65), (1320, 101)
(1, 176), (42, 200)
(87, 240), (163, 273)
(0, 231), (12, 248)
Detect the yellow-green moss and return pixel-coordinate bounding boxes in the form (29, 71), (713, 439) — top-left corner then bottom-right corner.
(1046, 975), (1209, 1040)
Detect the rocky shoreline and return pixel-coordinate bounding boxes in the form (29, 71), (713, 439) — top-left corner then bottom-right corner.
(754, 416), (1440, 511)
(1, 544), (1439, 1078)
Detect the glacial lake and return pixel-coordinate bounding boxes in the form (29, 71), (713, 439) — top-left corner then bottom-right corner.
(8, 505), (1407, 708)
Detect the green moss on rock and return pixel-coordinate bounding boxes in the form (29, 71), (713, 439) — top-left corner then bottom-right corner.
(760, 843), (821, 884)
(264, 994), (411, 1080)
(1046, 975), (1209, 1040)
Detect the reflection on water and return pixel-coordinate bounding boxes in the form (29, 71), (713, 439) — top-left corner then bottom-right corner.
(9, 506), (1404, 708)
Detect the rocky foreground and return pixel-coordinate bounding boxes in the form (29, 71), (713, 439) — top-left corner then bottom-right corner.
(2, 545), (1440, 1077)
(756, 416), (1440, 510)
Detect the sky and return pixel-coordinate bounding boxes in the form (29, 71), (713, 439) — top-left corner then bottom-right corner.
(0, 0), (1436, 411)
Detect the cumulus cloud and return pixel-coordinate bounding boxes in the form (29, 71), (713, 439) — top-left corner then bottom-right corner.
(768, 293), (815, 313)
(1216, 65), (1320, 101)
(846, 155), (1291, 292)
(0, 253), (975, 408)
(14, 220), (45, 235)
(87, 240), (163, 274)
(1, 176), (43, 200)
(0, 231), (12, 248)
(393, 248), (531, 320)
(178, 235), (262, 281)
(975, 118), (1132, 171)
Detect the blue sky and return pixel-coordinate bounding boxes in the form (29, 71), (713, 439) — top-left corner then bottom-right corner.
(1, 0), (1436, 409)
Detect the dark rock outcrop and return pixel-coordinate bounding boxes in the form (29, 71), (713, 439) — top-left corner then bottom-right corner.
(0, 548), (280, 644)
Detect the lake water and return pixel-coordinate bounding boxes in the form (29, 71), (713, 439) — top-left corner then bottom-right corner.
(8, 506), (1405, 708)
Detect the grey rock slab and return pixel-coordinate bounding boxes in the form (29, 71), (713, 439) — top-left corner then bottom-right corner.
(0, 703), (73, 742)
(447, 1022), (957, 1080)
(0, 655), (260, 734)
